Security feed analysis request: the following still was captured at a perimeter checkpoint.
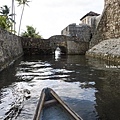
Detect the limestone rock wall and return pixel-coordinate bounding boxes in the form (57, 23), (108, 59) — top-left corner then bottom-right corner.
(0, 28), (23, 71)
(90, 0), (120, 48)
(86, 0), (120, 63)
(86, 38), (120, 63)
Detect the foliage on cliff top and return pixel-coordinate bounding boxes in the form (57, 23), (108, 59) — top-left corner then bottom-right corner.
(21, 25), (42, 38)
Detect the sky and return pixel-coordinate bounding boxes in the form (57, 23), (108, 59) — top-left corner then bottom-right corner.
(1, 0), (104, 39)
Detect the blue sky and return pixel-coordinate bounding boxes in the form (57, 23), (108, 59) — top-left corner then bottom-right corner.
(1, 0), (104, 38)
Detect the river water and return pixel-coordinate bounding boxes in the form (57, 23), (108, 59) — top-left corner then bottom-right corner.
(0, 52), (120, 120)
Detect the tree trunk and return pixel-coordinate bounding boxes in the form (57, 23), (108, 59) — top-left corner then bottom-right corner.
(11, 0), (14, 32)
(18, 4), (25, 36)
(13, 3), (16, 34)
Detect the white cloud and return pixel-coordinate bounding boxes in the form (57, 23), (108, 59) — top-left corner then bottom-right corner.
(0, 0), (104, 39)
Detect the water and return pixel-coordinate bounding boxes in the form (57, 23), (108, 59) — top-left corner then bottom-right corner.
(0, 52), (120, 120)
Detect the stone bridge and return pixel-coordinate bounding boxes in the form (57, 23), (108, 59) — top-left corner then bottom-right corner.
(21, 35), (89, 55)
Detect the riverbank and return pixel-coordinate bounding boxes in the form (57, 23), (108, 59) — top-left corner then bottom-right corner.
(86, 38), (120, 64)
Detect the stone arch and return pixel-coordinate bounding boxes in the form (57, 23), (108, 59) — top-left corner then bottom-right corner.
(49, 35), (68, 54)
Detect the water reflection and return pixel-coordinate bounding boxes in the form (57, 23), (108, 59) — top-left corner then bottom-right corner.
(86, 57), (120, 120)
(55, 47), (61, 61)
(0, 55), (120, 120)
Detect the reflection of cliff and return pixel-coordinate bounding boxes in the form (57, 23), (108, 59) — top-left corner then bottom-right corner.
(86, 56), (120, 119)
(86, 57), (120, 70)
(95, 71), (120, 120)
(66, 55), (87, 64)
(0, 57), (23, 89)
(65, 55), (110, 83)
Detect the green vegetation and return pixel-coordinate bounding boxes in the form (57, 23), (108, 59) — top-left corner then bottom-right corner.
(0, 5), (15, 32)
(0, 1), (42, 37)
(21, 25), (42, 38)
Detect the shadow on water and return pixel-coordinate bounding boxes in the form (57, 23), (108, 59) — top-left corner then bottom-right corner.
(0, 54), (120, 120)
(0, 57), (23, 89)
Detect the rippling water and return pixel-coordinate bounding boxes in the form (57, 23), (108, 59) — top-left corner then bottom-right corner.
(0, 53), (120, 120)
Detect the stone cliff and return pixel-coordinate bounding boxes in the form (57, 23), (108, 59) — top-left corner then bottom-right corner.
(87, 0), (120, 63)
(90, 0), (120, 47)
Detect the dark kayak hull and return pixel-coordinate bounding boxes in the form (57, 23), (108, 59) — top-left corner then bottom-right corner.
(33, 88), (83, 120)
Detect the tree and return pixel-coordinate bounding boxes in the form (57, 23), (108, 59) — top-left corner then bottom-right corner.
(16, 0), (30, 36)
(0, 5), (15, 31)
(21, 25), (42, 38)
(0, 5), (15, 22)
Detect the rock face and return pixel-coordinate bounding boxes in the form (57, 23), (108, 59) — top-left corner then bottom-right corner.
(86, 38), (120, 63)
(87, 0), (120, 63)
(90, 0), (120, 48)
(0, 28), (23, 71)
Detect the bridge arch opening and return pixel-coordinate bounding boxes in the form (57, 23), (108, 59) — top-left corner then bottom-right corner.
(54, 46), (67, 61)
(54, 46), (67, 55)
